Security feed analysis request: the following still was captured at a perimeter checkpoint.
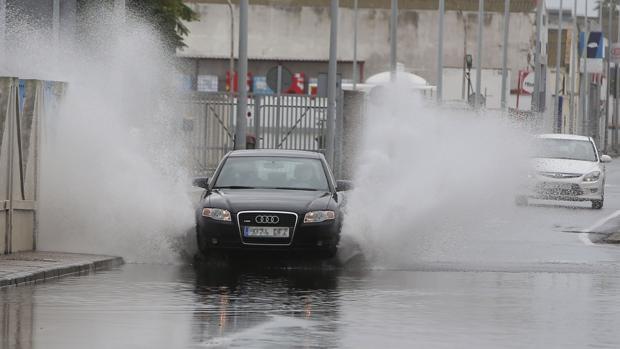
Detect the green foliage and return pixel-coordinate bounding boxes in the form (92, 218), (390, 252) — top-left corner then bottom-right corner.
(128, 0), (199, 50)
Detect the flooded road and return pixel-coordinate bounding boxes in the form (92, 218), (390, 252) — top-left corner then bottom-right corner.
(4, 164), (620, 348)
(4, 262), (620, 348)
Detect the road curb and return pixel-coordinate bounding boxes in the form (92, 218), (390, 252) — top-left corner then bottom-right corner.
(0, 252), (124, 288)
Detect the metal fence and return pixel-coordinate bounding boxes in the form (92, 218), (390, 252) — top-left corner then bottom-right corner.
(183, 92), (330, 175)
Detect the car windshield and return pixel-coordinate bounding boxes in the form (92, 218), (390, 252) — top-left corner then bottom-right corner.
(533, 138), (598, 162)
(213, 156), (330, 191)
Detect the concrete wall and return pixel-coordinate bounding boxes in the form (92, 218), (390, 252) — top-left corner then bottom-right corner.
(180, 2), (537, 90)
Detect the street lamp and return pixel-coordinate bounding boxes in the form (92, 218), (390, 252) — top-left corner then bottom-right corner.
(226, 0), (236, 147)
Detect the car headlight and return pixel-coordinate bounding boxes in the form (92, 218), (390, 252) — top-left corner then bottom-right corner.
(583, 171), (601, 182)
(304, 210), (336, 223)
(202, 208), (231, 221)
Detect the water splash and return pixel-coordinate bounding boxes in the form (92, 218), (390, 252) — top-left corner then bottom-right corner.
(341, 82), (530, 268)
(4, 5), (195, 263)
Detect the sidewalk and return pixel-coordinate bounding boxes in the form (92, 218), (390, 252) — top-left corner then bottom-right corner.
(0, 251), (124, 288)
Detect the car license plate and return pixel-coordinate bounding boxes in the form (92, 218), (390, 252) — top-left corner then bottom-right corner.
(243, 226), (290, 238)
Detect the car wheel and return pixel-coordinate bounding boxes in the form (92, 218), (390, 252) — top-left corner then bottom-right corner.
(515, 195), (528, 206)
(592, 200), (604, 209)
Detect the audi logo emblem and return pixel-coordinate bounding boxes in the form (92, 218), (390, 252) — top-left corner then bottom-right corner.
(255, 215), (280, 224)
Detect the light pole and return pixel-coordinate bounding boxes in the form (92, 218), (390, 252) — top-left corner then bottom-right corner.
(437, 0), (445, 103)
(533, 0), (543, 113)
(615, 0), (620, 150)
(582, 2), (590, 135)
(605, 1), (612, 152)
(569, 0), (577, 133)
(390, 0), (397, 82)
(235, 0), (248, 150)
(326, 0), (338, 166)
(474, 0), (484, 109)
(353, 0), (358, 89)
(0, 0), (6, 59)
(226, 0), (235, 138)
(500, 0), (510, 110)
(554, 0), (563, 133)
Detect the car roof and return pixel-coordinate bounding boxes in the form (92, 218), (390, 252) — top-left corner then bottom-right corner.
(536, 133), (592, 142)
(227, 149), (323, 159)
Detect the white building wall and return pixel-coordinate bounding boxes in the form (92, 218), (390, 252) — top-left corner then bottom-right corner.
(180, 2), (537, 91)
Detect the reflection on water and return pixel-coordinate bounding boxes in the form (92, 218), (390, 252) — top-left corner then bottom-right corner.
(1, 287), (34, 349)
(3, 262), (620, 348)
(192, 261), (342, 348)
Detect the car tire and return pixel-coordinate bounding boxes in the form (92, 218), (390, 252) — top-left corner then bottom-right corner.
(592, 199), (604, 209)
(515, 195), (528, 206)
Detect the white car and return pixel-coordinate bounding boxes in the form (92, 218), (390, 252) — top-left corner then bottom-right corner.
(517, 134), (612, 209)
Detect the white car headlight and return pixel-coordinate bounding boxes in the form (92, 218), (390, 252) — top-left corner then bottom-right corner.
(202, 208), (232, 221)
(583, 171), (601, 182)
(304, 210), (336, 223)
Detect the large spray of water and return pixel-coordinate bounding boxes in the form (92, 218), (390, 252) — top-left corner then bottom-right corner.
(340, 82), (530, 268)
(3, 5), (534, 267)
(3, 6), (195, 263)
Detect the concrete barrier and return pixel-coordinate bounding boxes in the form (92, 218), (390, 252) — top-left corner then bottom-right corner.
(0, 77), (65, 254)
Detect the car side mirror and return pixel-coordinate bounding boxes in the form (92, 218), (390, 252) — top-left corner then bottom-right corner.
(601, 155), (612, 163)
(193, 177), (209, 189)
(336, 180), (353, 192)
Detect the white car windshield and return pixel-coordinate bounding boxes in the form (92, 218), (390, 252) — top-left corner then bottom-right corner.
(533, 138), (598, 162)
(213, 156), (330, 191)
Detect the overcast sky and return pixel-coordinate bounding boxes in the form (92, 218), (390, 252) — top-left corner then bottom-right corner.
(546, 0), (600, 17)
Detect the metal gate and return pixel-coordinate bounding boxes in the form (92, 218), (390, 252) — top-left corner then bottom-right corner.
(183, 93), (328, 175)
(0, 77), (64, 254)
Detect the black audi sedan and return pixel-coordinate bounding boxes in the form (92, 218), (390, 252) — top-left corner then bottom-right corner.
(193, 150), (351, 258)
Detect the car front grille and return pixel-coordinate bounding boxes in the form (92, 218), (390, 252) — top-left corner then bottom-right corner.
(535, 182), (584, 197)
(237, 211), (298, 245)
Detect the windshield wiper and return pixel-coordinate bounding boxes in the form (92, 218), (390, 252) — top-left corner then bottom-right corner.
(272, 187), (321, 191)
(213, 185), (256, 189)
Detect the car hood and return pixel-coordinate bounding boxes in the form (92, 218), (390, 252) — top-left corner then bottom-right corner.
(205, 189), (333, 213)
(532, 158), (600, 175)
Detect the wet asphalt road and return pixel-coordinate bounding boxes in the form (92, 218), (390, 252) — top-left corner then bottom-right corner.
(5, 163), (620, 348)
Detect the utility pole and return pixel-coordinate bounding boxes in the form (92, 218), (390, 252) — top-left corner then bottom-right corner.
(0, 0), (5, 60)
(582, 2), (589, 135)
(235, 0), (248, 150)
(226, 1), (235, 135)
(569, 0), (577, 133)
(533, 0), (543, 113)
(326, 0), (338, 166)
(501, 0), (510, 110)
(474, 0), (484, 109)
(605, 2), (612, 152)
(437, 0), (445, 103)
(615, 0), (620, 150)
(353, 0), (358, 89)
(554, 0), (563, 132)
(390, 0), (398, 82)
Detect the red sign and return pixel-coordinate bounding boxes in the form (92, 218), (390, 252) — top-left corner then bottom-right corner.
(226, 71), (253, 93)
(287, 73), (306, 94)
